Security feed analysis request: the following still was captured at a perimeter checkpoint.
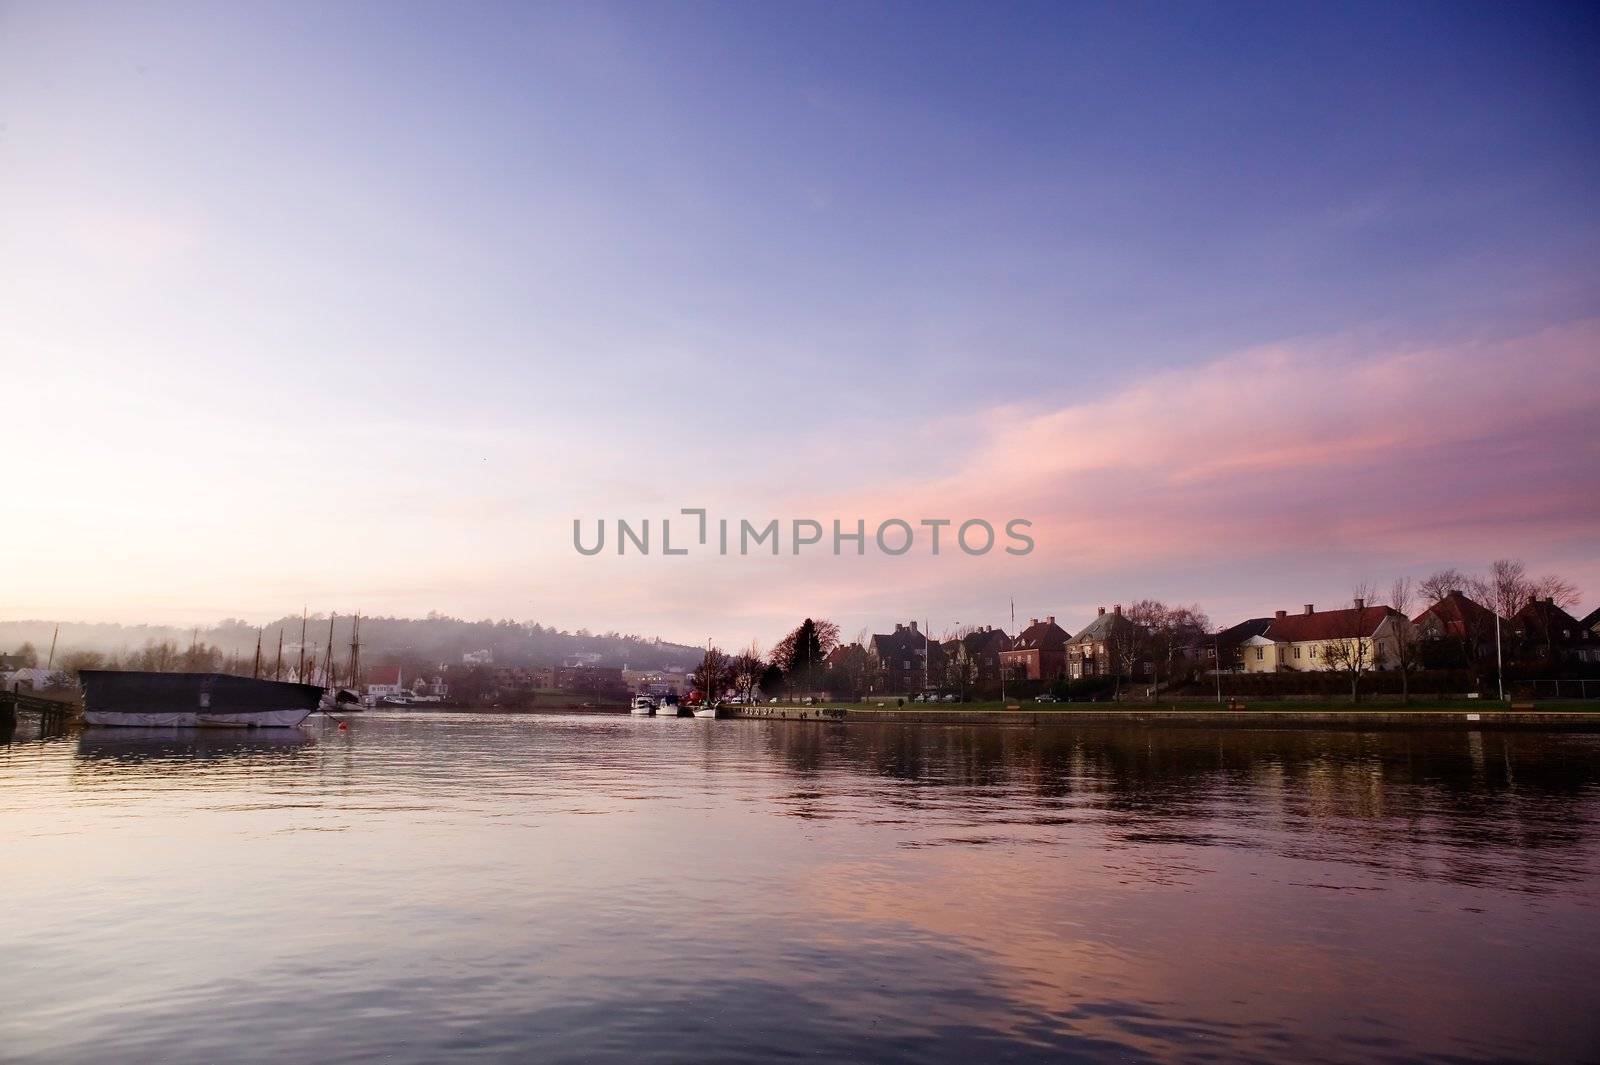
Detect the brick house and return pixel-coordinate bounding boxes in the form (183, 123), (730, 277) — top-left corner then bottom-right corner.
(867, 621), (939, 694)
(1002, 617), (1071, 682)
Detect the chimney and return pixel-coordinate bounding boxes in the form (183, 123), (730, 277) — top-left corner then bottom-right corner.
(1275, 610), (1287, 619)
(1449, 589), (1462, 598)
(1046, 615), (1055, 625)
(1113, 604), (1123, 616)
(1354, 598), (1365, 610)
(1304, 604), (1315, 615)
(894, 623), (905, 633)
(909, 620), (918, 633)
(1097, 607), (1105, 617)
(1029, 618), (1038, 627)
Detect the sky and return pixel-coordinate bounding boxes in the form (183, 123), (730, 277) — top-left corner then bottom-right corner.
(1, 1), (1597, 647)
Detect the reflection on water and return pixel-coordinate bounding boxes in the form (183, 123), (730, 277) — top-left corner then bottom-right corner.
(5, 714), (1598, 1064)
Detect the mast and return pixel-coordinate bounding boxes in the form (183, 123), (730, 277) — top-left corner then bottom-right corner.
(325, 614), (337, 688)
(275, 627), (284, 681)
(349, 613), (361, 695)
(252, 629), (262, 678)
(47, 623), (59, 671)
(297, 608), (307, 682)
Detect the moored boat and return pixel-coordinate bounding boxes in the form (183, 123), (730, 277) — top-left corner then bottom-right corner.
(630, 695), (656, 716)
(79, 670), (323, 728)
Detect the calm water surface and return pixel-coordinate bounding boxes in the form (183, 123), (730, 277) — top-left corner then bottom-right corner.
(4, 713), (1599, 1064)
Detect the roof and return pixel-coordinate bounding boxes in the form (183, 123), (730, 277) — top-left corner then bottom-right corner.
(1070, 611), (1136, 644)
(1264, 606), (1400, 643)
(1414, 590), (1498, 630)
(1215, 617), (1272, 648)
(1581, 607), (1600, 633)
(962, 628), (1011, 655)
(1009, 619), (1070, 652)
(868, 625), (932, 659)
(367, 665), (403, 686)
(1514, 599), (1581, 629)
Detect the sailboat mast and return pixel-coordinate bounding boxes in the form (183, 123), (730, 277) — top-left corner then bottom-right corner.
(275, 628), (284, 681)
(253, 629), (262, 678)
(325, 614), (337, 688)
(349, 613), (361, 695)
(297, 608), (307, 681)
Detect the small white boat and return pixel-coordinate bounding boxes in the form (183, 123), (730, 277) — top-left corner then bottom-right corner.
(655, 698), (682, 718)
(630, 695), (656, 716)
(691, 700), (719, 719)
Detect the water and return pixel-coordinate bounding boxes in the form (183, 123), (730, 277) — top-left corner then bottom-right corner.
(4, 713), (1599, 1064)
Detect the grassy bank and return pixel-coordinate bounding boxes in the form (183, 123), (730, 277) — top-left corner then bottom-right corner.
(764, 697), (1600, 715)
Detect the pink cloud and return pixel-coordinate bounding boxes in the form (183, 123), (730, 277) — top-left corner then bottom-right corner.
(723, 320), (1600, 636)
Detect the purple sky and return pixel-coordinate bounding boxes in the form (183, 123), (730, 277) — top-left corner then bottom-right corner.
(2, 2), (1596, 645)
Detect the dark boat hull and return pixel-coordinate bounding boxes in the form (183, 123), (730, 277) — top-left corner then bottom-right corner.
(78, 671), (324, 728)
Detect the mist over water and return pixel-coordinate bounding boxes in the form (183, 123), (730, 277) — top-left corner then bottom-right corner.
(5, 714), (1599, 1064)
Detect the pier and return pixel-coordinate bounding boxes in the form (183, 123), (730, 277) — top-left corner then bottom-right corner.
(0, 691), (78, 736)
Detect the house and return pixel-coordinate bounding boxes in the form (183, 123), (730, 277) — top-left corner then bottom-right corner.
(551, 665), (628, 697)
(1413, 589), (1500, 664)
(1209, 617), (1273, 672)
(414, 675), (449, 699)
(1003, 617), (1071, 682)
(946, 627), (1011, 693)
(1512, 598), (1593, 663)
(1067, 607), (1137, 679)
(1580, 607), (1600, 664)
(461, 649), (494, 665)
(366, 665), (406, 698)
(867, 622), (939, 694)
(1243, 601), (1409, 672)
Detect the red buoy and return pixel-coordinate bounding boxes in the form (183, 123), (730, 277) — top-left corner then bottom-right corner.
(338, 722), (348, 731)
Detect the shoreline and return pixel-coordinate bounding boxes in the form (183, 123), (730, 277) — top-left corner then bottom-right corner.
(725, 704), (1600, 731)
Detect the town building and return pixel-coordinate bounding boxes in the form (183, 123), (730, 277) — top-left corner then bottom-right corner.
(1512, 598), (1594, 663)
(1003, 617), (1071, 682)
(1412, 590), (1500, 664)
(1208, 617), (1273, 672)
(942, 627), (1012, 694)
(1242, 602), (1409, 672)
(867, 622), (939, 694)
(1067, 607), (1136, 679)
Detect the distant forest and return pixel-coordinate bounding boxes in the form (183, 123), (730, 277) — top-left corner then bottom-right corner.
(0, 614), (704, 673)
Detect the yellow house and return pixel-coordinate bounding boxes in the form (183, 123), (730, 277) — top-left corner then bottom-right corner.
(1241, 601), (1409, 673)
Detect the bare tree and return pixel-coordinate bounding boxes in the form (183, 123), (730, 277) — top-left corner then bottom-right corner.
(1484, 559), (1533, 698)
(1322, 583), (1378, 703)
(692, 644), (734, 702)
(1387, 577), (1421, 704)
(1418, 568), (1470, 606)
(730, 642), (767, 704)
(1531, 574), (1581, 611)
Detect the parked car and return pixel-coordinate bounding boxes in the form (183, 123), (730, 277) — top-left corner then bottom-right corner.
(941, 694), (957, 702)
(1034, 694), (1058, 703)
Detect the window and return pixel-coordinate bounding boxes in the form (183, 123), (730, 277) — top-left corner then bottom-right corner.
(1309, 645), (1319, 659)
(1293, 646), (1301, 659)
(1255, 647), (1264, 660)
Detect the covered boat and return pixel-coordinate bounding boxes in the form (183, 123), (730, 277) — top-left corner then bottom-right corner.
(78, 670), (324, 728)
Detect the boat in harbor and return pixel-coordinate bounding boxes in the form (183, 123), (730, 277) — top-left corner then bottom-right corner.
(656, 694), (683, 718)
(630, 695), (656, 716)
(79, 670), (324, 728)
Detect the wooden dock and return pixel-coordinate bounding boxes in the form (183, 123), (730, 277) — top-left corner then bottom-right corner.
(0, 690), (79, 735)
